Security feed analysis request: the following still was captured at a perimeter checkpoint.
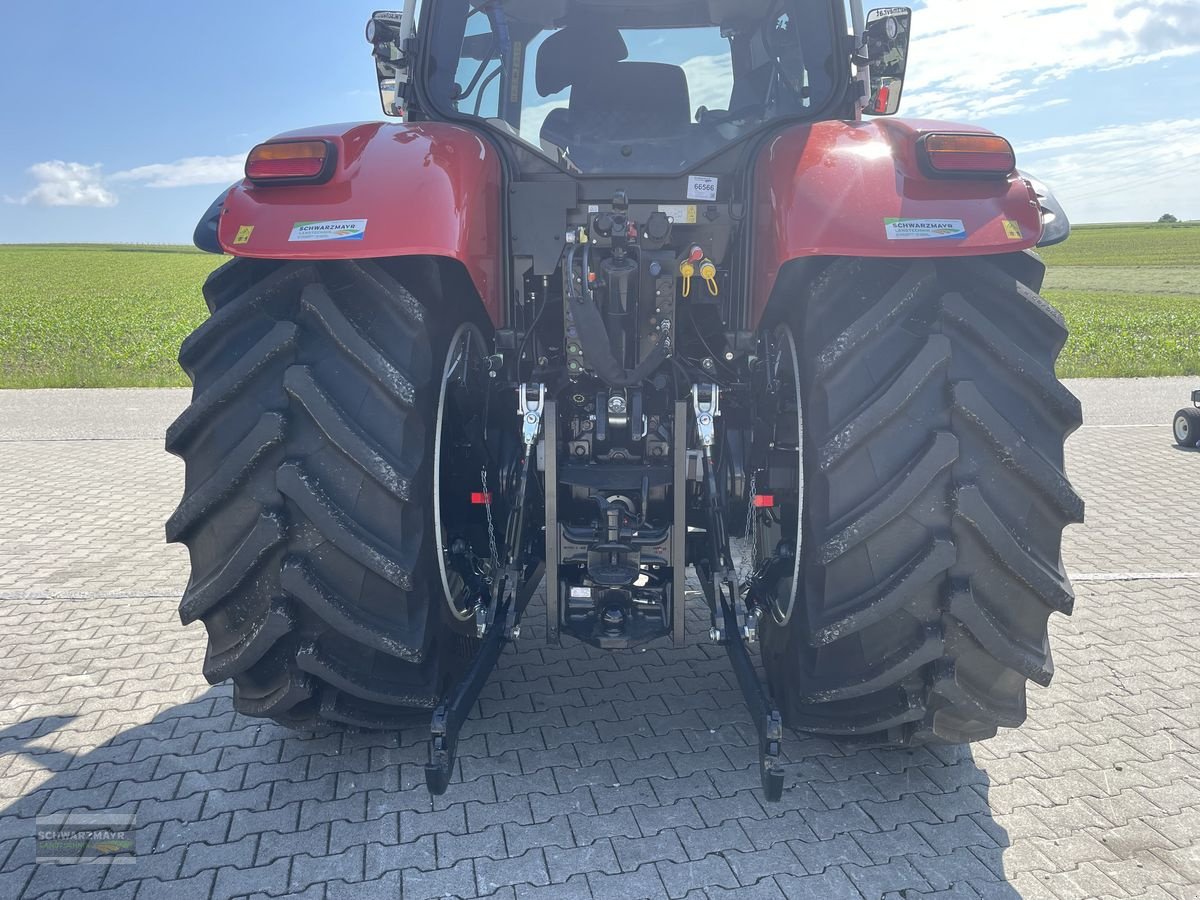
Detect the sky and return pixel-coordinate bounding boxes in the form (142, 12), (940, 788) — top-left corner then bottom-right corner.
(1, 0), (1198, 244)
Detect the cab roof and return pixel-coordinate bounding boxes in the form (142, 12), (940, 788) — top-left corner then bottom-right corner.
(473, 0), (776, 29)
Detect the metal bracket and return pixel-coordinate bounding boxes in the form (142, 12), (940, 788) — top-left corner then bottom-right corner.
(692, 384), (720, 453)
(519, 383), (546, 451)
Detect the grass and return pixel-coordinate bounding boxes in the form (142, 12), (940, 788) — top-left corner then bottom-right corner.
(0, 245), (221, 388)
(1038, 221), (1200, 267)
(0, 221), (1196, 387)
(1050, 291), (1200, 378)
(1042, 222), (1200, 378)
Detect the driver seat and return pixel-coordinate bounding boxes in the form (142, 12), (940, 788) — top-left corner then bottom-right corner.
(536, 26), (692, 147)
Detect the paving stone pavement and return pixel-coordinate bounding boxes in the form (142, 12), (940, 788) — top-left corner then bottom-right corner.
(1, 378), (1198, 900)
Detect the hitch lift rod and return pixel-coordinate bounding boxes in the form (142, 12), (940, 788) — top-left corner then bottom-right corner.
(694, 384), (786, 802)
(426, 385), (547, 795)
(694, 567), (786, 803)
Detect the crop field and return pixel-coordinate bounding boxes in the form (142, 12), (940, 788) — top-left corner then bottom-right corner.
(0, 223), (1197, 387)
(1041, 223), (1200, 378)
(0, 245), (220, 388)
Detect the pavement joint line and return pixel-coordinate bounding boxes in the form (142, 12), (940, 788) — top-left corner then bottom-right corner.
(0, 438), (168, 444)
(1069, 572), (1200, 583)
(0, 592), (180, 601)
(1077, 424), (1166, 429)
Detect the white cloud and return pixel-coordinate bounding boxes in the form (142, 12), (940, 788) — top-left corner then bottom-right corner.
(904, 0), (1200, 120)
(681, 52), (734, 112)
(1020, 117), (1200, 222)
(520, 98), (564, 141)
(112, 154), (245, 189)
(9, 161), (118, 208)
(8, 151), (245, 210)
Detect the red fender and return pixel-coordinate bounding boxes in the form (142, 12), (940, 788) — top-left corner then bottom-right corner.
(751, 118), (1043, 324)
(218, 122), (504, 323)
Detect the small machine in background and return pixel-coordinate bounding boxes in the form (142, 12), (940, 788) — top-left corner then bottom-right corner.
(1174, 391), (1200, 448)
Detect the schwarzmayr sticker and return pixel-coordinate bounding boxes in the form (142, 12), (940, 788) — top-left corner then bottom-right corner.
(884, 218), (967, 240)
(289, 219), (368, 242)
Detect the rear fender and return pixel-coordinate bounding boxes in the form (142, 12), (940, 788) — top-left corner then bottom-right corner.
(752, 119), (1044, 324)
(209, 122), (503, 323)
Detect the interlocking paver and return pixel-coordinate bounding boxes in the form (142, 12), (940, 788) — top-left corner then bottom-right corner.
(545, 839), (621, 883)
(364, 834), (436, 878)
(502, 816), (571, 857)
(774, 865), (865, 899)
(475, 847), (551, 893)
(402, 858), (475, 900)
(656, 853), (740, 898)
(726, 843), (805, 884)
(2, 381), (1200, 899)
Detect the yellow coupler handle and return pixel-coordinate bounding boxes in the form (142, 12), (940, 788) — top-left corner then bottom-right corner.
(700, 259), (719, 296)
(679, 258), (696, 297)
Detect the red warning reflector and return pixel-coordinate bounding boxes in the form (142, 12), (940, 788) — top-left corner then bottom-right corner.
(753, 494), (776, 508)
(471, 492), (493, 505)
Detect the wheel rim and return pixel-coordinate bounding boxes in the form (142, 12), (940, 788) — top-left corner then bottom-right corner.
(434, 323), (496, 622)
(758, 323), (805, 627)
(1176, 415), (1191, 443)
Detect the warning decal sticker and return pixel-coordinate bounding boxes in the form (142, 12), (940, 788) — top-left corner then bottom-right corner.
(884, 218), (968, 241)
(289, 219), (368, 242)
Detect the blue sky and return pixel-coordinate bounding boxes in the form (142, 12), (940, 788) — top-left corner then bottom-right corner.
(1, 0), (1198, 244)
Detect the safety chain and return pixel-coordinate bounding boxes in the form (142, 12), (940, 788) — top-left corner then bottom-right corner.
(737, 472), (759, 587)
(480, 466), (500, 576)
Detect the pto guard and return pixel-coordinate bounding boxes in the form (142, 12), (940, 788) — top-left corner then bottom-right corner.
(752, 118), (1044, 322)
(213, 122), (503, 321)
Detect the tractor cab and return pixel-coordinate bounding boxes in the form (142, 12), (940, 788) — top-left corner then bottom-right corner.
(369, 1), (902, 175)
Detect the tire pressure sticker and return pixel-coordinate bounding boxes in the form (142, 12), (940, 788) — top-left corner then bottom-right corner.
(884, 218), (967, 240)
(289, 219), (368, 242)
(687, 175), (719, 202)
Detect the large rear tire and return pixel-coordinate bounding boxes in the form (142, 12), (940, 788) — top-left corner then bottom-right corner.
(761, 255), (1084, 744)
(167, 258), (474, 729)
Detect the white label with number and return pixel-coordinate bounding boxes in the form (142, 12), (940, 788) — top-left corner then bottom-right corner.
(687, 175), (719, 202)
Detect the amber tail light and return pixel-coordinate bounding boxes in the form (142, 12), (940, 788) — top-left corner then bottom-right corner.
(245, 141), (336, 184)
(918, 133), (1016, 177)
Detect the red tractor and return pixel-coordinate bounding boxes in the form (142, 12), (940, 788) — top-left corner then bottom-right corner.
(175, 1), (1082, 800)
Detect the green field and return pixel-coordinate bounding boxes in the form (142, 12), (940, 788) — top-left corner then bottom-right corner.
(0, 245), (220, 388)
(1040, 222), (1200, 378)
(0, 222), (1197, 387)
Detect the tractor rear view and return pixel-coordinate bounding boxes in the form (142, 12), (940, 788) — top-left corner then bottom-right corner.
(173, 0), (1083, 800)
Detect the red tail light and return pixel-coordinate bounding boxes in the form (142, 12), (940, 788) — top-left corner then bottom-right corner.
(245, 141), (335, 184)
(919, 133), (1016, 176)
